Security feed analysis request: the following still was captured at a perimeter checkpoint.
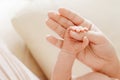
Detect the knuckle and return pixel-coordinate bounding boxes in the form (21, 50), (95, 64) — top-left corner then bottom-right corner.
(58, 29), (65, 37)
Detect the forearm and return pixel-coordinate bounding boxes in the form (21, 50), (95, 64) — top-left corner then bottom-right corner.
(51, 50), (76, 80)
(100, 59), (120, 80)
(75, 72), (116, 80)
(116, 64), (120, 80)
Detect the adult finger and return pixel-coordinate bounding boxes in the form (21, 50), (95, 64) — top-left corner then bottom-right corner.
(46, 35), (63, 48)
(46, 18), (65, 38)
(70, 30), (105, 44)
(81, 36), (89, 49)
(48, 12), (74, 29)
(59, 8), (92, 29)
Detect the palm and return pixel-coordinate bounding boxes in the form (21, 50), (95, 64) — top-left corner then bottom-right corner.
(78, 41), (116, 71)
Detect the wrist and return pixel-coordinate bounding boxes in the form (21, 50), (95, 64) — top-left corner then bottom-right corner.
(59, 50), (76, 62)
(110, 62), (120, 79)
(61, 49), (77, 57)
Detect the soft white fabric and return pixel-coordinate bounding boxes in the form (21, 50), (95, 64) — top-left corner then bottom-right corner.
(0, 41), (39, 80)
(0, 0), (46, 79)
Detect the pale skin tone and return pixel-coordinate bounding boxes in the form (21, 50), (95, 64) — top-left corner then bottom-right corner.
(47, 27), (113, 80)
(46, 8), (120, 79)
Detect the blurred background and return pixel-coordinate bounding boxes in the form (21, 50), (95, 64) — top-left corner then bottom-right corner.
(0, 0), (120, 79)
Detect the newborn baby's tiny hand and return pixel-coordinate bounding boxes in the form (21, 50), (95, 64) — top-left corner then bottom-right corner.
(69, 26), (88, 41)
(70, 26), (88, 33)
(61, 26), (89, 56)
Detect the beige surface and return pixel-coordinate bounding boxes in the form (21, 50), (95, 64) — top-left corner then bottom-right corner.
(12, 0), (120, 79)
(0, 42), (39, 80)
(12, 1), (58, 78)
(0, 0), (47, 80)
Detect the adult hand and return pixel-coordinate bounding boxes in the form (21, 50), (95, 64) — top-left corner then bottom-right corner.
(46, 8), (120, 78)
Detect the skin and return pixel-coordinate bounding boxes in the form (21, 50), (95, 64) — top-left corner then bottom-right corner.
(48, 27), (113, 80)
(46, 8), (120, 79)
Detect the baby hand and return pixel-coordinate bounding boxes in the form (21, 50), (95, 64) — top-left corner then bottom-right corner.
(61, 26), (89, 56)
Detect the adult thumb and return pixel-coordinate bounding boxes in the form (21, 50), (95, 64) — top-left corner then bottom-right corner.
(70, 30), (105, 44)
